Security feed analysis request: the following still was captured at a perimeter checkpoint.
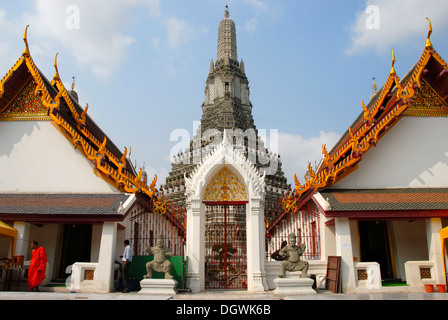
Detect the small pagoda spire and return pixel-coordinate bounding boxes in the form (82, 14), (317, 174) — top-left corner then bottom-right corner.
(69, 76), (79, 102)
(209, 59), (215, 74)
(370, 77), (378, 101)
(240, 59), (245, 73)
(71, 76), (76, 91)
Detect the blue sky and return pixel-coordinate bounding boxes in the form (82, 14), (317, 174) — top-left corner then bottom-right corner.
(1, 0), (448, 187)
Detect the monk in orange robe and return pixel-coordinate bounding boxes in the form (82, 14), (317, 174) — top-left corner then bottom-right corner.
(28, 241), (47, 291)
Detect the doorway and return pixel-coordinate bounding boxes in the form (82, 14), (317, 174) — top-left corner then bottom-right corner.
(204, 204), (247, 289)
(56, 224), (92, 281)
(358, 220), (395, 280)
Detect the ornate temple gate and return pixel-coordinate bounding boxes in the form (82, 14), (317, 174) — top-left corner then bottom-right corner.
(204, 202), (247, 289)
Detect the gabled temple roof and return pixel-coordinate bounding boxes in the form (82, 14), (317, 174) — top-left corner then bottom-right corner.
(0, 26), (157, 204)
(319, 188), (448, 215)
(293, 19), (448, 199)
(0, 193), (134, 223)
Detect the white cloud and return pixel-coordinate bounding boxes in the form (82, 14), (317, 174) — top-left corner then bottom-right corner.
(244, 0), (270, 12)
(15, 0), (161, 79)
(135, 0), (162, 17)
(347, 0), (448, 55)
(166, 17), (194, 49)
(244, 18), (258, 33)
(276, 131), (341, 183)
(152, 37), (160, 49)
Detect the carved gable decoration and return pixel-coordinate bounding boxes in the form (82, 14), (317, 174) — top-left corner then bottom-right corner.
(404, 79), (448, 117)
(0, 79), (48, 121)
(203, 166), (247, 202)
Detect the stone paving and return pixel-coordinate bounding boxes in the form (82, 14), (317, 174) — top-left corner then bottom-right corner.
(0, 288), (447, 300)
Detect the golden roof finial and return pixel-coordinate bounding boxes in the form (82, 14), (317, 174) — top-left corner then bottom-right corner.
(391, 49), (396, 74)
(23, 25), (30, 57)
(426, 18), (433, 48)
(53, 53), (60, 80)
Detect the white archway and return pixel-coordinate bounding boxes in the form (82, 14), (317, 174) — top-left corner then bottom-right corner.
(185, 132), (267, 293)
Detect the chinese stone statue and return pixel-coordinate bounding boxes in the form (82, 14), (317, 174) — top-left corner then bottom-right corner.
(144, 235), (174, 279)
(277, 233), (310, 278)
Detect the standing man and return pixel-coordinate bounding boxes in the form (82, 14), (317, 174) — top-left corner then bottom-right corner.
(28, 241), (47, 292)
(122, 239), (132, 293)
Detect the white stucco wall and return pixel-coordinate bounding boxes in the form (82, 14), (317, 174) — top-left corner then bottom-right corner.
(391, 220), (428, 281)
(334, 117), (448, 189)
(0, 121), (117, 193)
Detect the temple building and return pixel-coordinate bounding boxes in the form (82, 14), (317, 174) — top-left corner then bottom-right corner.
(0, 27), (157, 293)
(289, 19), (448, 293)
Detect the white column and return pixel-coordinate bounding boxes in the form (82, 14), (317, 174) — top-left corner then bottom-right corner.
(335, 218), (356, 293)
(186, 199), (204, 293)
(426, 218), (445, 284)
(13, 222), (31, 258)
(247, 197), (267, 292)
(96, 222), (117, 293)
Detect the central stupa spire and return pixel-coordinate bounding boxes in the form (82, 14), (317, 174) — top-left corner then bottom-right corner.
(163, 6), (291, 209)
(217, 5), (238, 63)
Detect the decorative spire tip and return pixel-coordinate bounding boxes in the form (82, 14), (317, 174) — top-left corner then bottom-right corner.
(22, 25), (30, 56)
(390, 49), (396, 74)
(225, 5), (230, 18)
(426, 17), (433, 48)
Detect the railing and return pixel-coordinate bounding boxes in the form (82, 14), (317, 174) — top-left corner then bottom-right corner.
(266, 202), (321, 261)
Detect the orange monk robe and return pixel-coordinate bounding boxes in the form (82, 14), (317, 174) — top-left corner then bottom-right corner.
(28, 246), (47, 290)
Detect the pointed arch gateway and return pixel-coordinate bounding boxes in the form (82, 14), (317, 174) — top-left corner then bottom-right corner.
(185, 132), (268, 293)
(203, 167), (248, 289)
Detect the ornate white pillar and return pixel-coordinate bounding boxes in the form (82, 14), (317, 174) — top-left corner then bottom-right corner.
(186, 199), (205, 293)
(246, 196), (268, 292)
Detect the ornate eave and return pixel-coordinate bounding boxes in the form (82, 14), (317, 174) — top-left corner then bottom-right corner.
(0, 26), (156, 200)
(293, 19), (448, 200)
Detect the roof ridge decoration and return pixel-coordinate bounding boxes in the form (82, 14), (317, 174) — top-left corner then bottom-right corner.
(22, 26), (58, 111)
(293, 18), (447, 201)
(0, 26), (157, 200)
(50, 54), (133, 176)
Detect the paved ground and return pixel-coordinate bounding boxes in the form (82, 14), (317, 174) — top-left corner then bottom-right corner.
(0, 288), (447, 300)
(0, 288), (446, 318)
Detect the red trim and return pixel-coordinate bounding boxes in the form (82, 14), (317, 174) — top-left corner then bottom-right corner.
(117, 223), (126, 230)
(323, 209), (448, 219)
(0, 214), (125, 224)
(203, 201), (248, 206)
